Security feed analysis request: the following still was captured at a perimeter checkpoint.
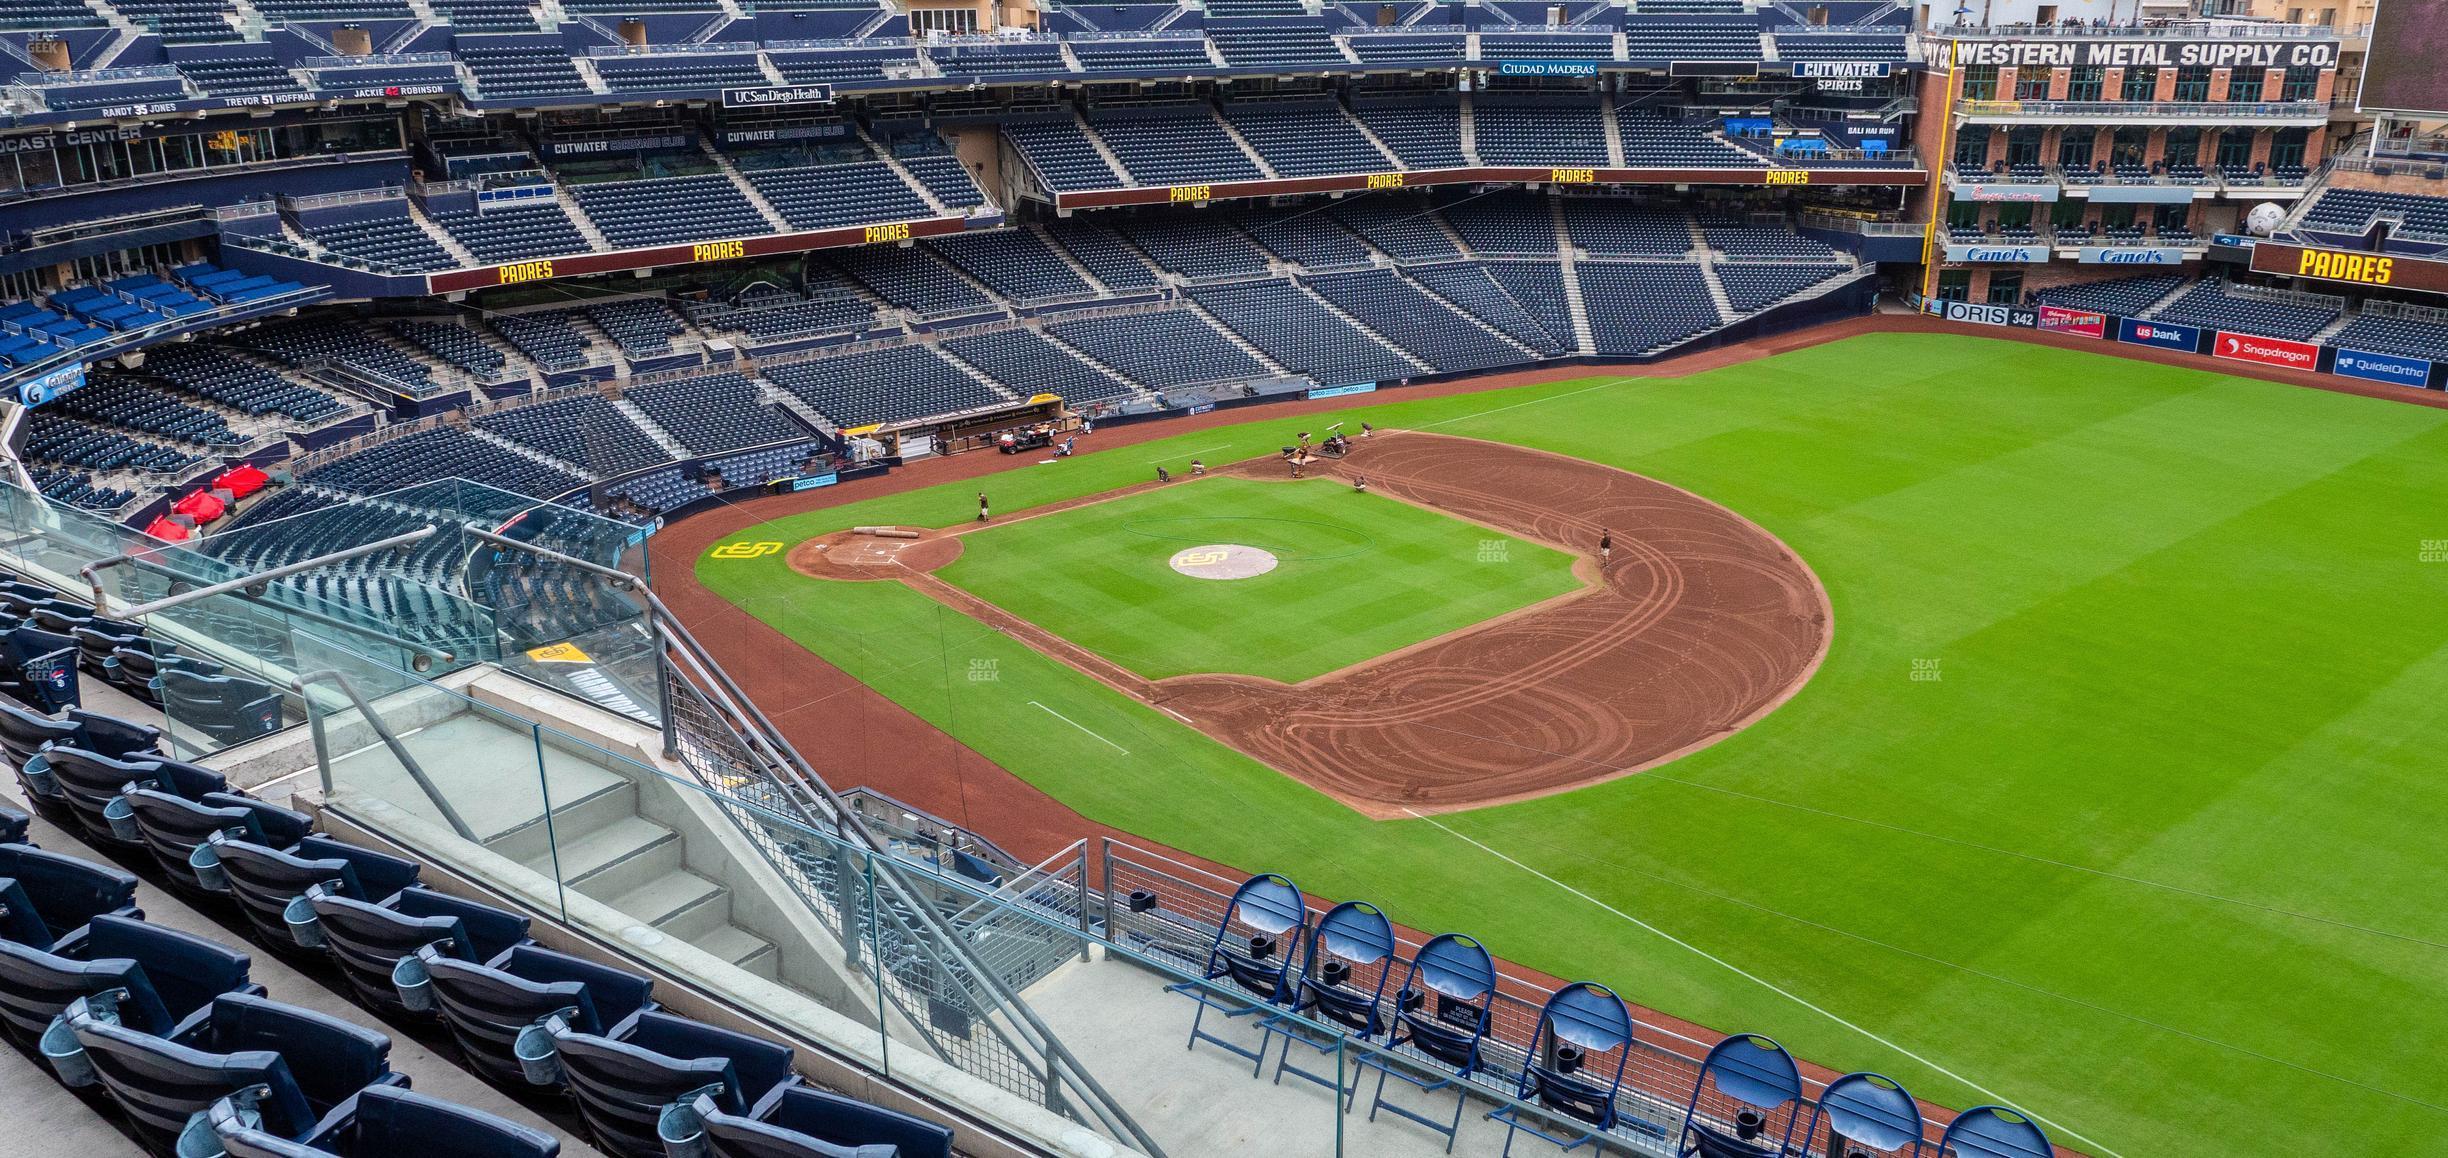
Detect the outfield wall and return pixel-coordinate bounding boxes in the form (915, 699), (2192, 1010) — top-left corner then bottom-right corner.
(1921, 298), (2446, 392)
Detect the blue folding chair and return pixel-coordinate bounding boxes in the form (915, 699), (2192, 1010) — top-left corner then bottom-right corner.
(1675, 1034), (1808, 1158)
(1489, 981), (1633, 1156)
(1937, 1105), (2051, 1158)
(1808, 1072), (1927, 1158)
(1264, 899), (1395, 1103)
(1163, 873), (1307, 1074)
(1357, 932), (1497, 1153)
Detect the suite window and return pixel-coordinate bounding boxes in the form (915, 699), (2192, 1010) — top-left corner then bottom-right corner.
(2014, 66), (2053, 100)
(1960, 64), (1999, 100)
(2173, 65), (2211, 102)
(2121, 65), (2158, 101)
(1936, 269), (1972, 302)
(2215, 128), (2255, 169)
(2058, 129), (2095, 169)
(1986, 269), (2024, 305)
(2066, 66), (2105, 101)
(2271, 127), (2308, 168)
(2279, 65), (2320, 101)
(2225, 69), (2266, 102)
(2163, 127), (2201, 167)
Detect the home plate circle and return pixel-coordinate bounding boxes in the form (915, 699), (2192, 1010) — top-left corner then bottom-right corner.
(1169, 544), (1278, 580)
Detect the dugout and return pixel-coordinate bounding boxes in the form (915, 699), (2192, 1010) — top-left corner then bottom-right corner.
(843, 393), (1070, 460)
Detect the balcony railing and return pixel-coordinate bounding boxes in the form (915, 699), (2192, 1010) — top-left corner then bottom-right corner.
(1957, 98), (2327, 120)
(1926, 19), (2336, 39)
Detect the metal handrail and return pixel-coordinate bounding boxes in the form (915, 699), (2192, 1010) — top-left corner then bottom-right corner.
(80, 525), (438, 617)
(459, 526), (1166, 1156)
(295, 668), (478, 841)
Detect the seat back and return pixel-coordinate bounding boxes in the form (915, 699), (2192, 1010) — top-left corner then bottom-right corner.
(311, 890), (478, 1012)
(214, 837), (362, 944)
(721, 1084), (955, 1158)
(65, 707), (162, 760)
(69, 999), (318, 1149)
(194, 991), (397, 1114)
(0, 935), (178, 1045)
(0, 700), (76, 766)
(42, 745), (168, 845)
(216, 1085), (564, 1158)
(0, 843), (140, 944)
(425, 947), (604, 1086)
(553, 1012), (775, 1156)
(126, 789), (309, 892)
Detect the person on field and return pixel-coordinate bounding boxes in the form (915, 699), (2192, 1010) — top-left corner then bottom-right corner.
(1156, 466), (1171, 483)
(1353, 475), (1368, 494)
(978, 492), (990, 522)
(1190, 459), (1205, 476)
(1599, 528), (1612, 563)
(1360, 421), (1374, 439)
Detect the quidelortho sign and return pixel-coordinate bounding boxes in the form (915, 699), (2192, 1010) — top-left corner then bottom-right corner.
(1951, 39), (2338, 68)
(2332, 348), (2434, 388)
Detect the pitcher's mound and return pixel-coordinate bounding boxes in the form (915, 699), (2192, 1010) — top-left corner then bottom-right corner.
(788, 530), (963, 581)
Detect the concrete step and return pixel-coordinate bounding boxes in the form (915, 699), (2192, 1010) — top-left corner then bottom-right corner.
(532, 814), (677, 888)
(655, 879), (741, 941)
(607, 869), (727, 928)
(484, 775), (635, 863)
(693, 923), (778, 977)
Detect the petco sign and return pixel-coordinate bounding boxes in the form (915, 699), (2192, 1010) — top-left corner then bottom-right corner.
(2213, 331), (2320, 371)
(2117, 318), (2201, 352)
(2037, 306), (2106, 338)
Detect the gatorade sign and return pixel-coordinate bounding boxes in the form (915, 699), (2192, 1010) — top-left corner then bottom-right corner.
(2212, 331), (2320, 371)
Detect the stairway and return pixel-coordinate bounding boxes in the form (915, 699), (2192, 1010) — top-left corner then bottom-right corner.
(1598, 99), (1627, 168)
(552, 187), (615, 251)
(1074, 111), (1138, 187)
(1697, 262), (1737, 322)
(1340, 104), (1407, 169)
(703, 143), (795, 233)
(929, 343), (1021, 401)
(857, 125), (949, 215)
(1299, 282), (1431, 375)
(758, 379), (837, 433)
(410, 204), (481, 268)
(1209, 107), (1280, 179)
(611, 396), (694, 458)
(1183, 298), (1290, 375)
(1553, 205), (1598, 355)
(1459, 96), (1481, 166)
(1030, 224), (1109, 293)
(1035, 324), (1153, 399)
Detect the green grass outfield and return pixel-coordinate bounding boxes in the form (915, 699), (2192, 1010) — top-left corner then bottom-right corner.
(935, 476), (1581, 682)
(697, 333), (2448, 1157)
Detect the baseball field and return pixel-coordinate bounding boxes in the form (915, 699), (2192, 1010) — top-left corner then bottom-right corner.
(694, 332), (2448, 1157)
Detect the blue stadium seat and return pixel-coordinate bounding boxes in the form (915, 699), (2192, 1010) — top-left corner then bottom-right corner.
(533, 1009), (800, 1158)
(419, 943), (656, 1088)
(306, 886), (535, 1018)
(0, 913), (256, 1049)
(214, 1084), (562, 1158)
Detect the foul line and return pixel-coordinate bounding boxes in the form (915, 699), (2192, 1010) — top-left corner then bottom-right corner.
(1403, 808), (2129, 1158)
(1029, 700), (1130, 754)
(1418, 377), (1632, 430)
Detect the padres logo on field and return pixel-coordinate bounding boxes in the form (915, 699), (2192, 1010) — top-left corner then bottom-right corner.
(1169, 544), (1278, 580)
(711, 540), (784, 559)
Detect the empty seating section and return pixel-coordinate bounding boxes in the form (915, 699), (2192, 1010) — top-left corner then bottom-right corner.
(1221, 102), (1390, 176)
(943, 328), (1127, 399)
(742, 159), (932, 230)
(1088, 107), (1265, 186)
(1328, 198), (1462, 260)
(586, 298), (685, 357)
(768, 47), (922, 85)
(1343, 31), (1464, 63)
(489, 310), (592, 368)
(624, 371), (803, 453)
(30, 468), (133, 511)
(144, 346), (348, 422)
(239, 320), (438, 393)
(250, 0), (413, 19)
(2330, 312), (2448, 361)
(178, 50), (307, 98)
(1481, 31), (1615, 60)
(174, 263), (308, 306)
(1706, 224), (1840, 259)
(304, 211), (459, 272)
(1238, 210), (1374, 269)
(1349, 103), (1465, 169)
(1409, 263), (1565, 353)
(22, 412), (199, 476)
(1207, 23), (1347, 66)
(1050, 309), (1267, 388)
(2296, 188), (2448, 242)
(477, 392), (669, 475)
(593, 52), (767, 93)
(899, 151), (987, 208)
(392, 320), (509, 378)
(305, 426), (583, 496)
(1618, 108), (1756, 165)
(49, 275), (212, 334)
(763, 346), (1002, 425)
(1718, 263), (1850, 311)
(1073, 36), (1216, 72)
(830, 245), (998, 316)
(573, 174), (774, 249)
(1444, 194), (1560, 256)
(1, 300), (117, 370)
(1309, 269), (1520, 373)
(2028, 274), (2185, 317)
(54, 379), (242, 446)
(1577, 262), (1721, 353)
(2152, 280), (2340, 341)
(1475, 101), (1610, 165)
(1621, 15), (1762, 61)
(456, 43), (591, 100)
(1774, 31), (1909, 61)
(929, 38), (1067, 77)
(1120, 216), (1273, 278)
(1004, 119), (1127, 191)
(1483, 261), (1577, 345)
(430, 0), (541, 29)
(1189, 278), (1414, 384)
(1564, 199), (1694, 255)
(430, 201), (593, 262)
(690, 285), (874, 342)
(927, 230), (1094, 301)
(36, 75), (187, 111)
(1044, 221), (1163, 290)
(107, 0), (234, 40)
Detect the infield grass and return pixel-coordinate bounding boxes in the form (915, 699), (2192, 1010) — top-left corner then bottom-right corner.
(934, 476), (1581, 682)
(698, 333), (2448, 1158)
